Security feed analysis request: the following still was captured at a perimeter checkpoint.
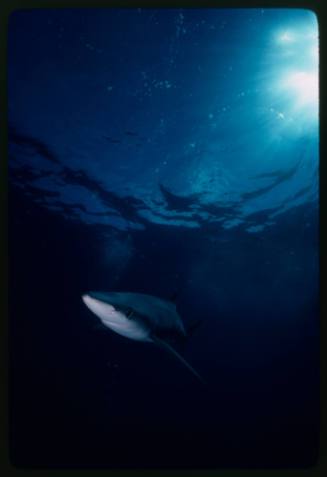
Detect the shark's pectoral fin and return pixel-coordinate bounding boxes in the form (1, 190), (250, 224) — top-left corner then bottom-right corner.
(152, 336), (206, 385)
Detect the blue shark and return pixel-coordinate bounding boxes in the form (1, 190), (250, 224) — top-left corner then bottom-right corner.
(82, 291), (204, 383)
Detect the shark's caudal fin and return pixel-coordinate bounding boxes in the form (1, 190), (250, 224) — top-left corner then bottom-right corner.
(153, 337), (206, 385)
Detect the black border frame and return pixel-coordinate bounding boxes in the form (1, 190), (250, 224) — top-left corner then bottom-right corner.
(1, 1), (326, 475)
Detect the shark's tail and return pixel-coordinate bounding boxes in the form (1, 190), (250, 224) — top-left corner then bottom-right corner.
(154, 337), (206, 385)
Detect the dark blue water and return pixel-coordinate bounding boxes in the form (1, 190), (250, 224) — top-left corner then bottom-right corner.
(8, 8), (319, 469)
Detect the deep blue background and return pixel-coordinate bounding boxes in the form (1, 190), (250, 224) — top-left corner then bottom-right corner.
(8, 8), (319, 468)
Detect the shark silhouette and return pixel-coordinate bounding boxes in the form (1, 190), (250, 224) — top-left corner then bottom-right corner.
(82, 291), (204, 383)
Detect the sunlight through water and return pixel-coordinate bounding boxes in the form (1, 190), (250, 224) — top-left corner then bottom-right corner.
(273, 16), (319, 127)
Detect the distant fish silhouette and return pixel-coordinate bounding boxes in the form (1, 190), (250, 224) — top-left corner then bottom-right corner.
(103, 135), (121, 144)
(125, 131), (138, 136)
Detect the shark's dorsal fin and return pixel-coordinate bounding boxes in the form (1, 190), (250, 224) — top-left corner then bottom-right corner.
(153, 337), (205, 384)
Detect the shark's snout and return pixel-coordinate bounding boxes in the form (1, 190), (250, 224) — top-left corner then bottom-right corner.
(82, 293), (89, 304)
(82, 294), (100, 312)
